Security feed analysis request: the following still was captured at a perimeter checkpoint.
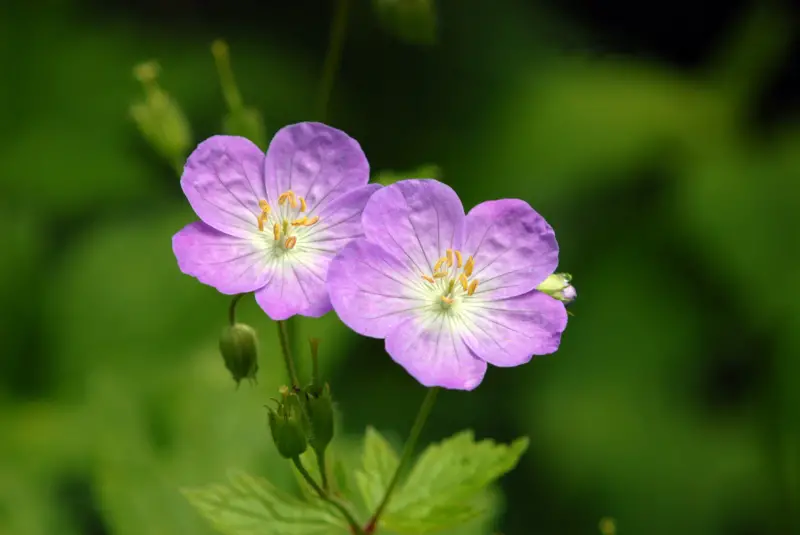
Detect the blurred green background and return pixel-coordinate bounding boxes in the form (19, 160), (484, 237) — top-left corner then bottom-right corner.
(1, 0), (798, 534)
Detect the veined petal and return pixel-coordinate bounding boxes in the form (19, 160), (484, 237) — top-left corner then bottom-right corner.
(172, 222), (275, 294)
(362, 179), (465, 276)
(462, 199), (558, 299)
(263, 122), (369, 216)
(460, 290), (568, 366)
(254, 250), (331, 320)
(181, 136), (267, 239)
(327, 239), (428, 338)
(302, 183), (381, 247)
(385, 312), (487, 391)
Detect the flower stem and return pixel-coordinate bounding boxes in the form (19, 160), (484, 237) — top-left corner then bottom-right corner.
(276, 320), (300, 389)
(228, 294), (244, 325)
(292, 457), (364, 534)
(317, 0), (351, 121)
(211, 39), (243, 112)
(364, 387), (440, 534)
(316, 449), (330, 492)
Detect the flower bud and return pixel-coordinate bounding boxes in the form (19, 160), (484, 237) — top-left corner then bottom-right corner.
(305, 383), (335, 454)
(129, 61), (192, 173)
(267, 389), (309, 459)
(373, 0), (437, 45)
(218, 323), (259, 387)
(536, 273), (577, 305)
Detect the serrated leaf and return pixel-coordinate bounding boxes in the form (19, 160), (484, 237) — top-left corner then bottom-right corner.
(356, 428), (526, 534)
(183, 470), (349, 535)
(355, 426), (400, 511)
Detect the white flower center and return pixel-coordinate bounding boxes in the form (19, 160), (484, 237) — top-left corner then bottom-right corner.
(255, 190), (320, 254)
(420, 248), (480, 312)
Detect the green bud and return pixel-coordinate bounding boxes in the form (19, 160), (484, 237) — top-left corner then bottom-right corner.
(373, 0), (437, 45)
(267, 389), (309, 459)
(223, 109), (267, 150)
(536, 273), (577, 305)
(218, 323), (259, 387)
(129, 61), (192, 173)
(305, 383), (334, 454)
(374, 164), (441, 187)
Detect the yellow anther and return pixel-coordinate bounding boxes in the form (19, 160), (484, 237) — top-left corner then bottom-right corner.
(446, 249), (454, 267)
(288, 191), (299, 209)
(433, 271), (448, 279)
(299, 197), (307, 212)
(459, 273), (468, 291)
(273, 223), (281, 241)
(433, 257), (447, 272)
(304, 216), (320, 226)
(257, 213), (267, 232)
(285, 236), (297, 249)
(421, 275), (435, 284)
(258, 199), (270, 212)
(467, 279), (479, 296)
(454, 250), (463, 268)
(278, 192), (289, 205)
(464, 256), (475, 277)
(441, 295), (454, 305)
(291, 217), (308, 226)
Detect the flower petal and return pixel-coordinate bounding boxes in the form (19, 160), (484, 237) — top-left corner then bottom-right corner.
(362, 179), (465, 277)
(263, 122), (369, 216)
(172, 222), (274, 294)
(462, 199), (559, 299)
(385, 313), (487, 391)
(302, 183), (382, 248)
(460, 290), (568, 366)
(327, 239), (428, 338)
(254, 250), (331, 320)
(180, 136), (267, 239)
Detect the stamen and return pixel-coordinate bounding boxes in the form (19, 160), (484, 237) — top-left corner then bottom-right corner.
(433, 257), (447, 272)
(291, 217), (308, 226)
(467, 279), (479, 296)
(459, 273), (468, 291)
(441, 295), (454, 305)
(299, 197), (307, 212)
(285, 236), (297, 249)
(421, 275), (435, 284)
(278, 192), (289, 205)
(447, 280), (455, 294)
(282, 219), (290, 236)
(464, 256), (475, 277)
(273, 223), (281, 241)
(288, 191), (299, 209)
(304, 216), (320, 226)
(446, 249), (454, 267)
(258, 199), (270, 212)
(433, 271), (448, 279)
(454, 250), (463, 268)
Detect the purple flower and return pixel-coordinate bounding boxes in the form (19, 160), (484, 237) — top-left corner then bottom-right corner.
(172, 122), (379, 320)
(327, 179), (568, 390)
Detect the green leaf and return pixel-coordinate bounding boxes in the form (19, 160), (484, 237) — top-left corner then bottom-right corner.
(356, 427), (527, 534)
(183, 470), (349, 535)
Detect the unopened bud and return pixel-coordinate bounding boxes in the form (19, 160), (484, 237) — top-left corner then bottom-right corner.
(305, 383), (334, 454)
(537, 273), (577, 305)
(218, 323), (259, 387)
(129, 60), (192, 173)
(373, 0), (437, 45)
(598, 517), (616, 535)
(267, 389), (308, 459)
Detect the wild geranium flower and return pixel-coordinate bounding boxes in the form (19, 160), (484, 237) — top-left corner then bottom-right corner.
(172, 122), (378, 320)
(327, 179), (568, 390)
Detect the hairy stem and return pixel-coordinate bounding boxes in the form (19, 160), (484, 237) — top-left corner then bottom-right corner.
(292, 457), (364, 534)
(276, 320), (300, 389)
(317, 0), (351, 120)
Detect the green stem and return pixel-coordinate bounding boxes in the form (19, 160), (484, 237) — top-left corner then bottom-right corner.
(317, 0), (351, 120)
(292, 457), (364, 534)
(316, 448), (330, 492)
(228, 294), (244, 325)
(276, 320), (300, 389)
(211, 39), (244, 112)
(364, 387), (440, 533)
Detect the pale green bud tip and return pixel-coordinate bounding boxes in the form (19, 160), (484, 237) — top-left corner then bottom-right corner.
(133, 61), (160, 83)
(598, 517), (616, 535)
(218, 323), (259, 386)
(536, 273), (577, 304)
(211, 39), (229, 59)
